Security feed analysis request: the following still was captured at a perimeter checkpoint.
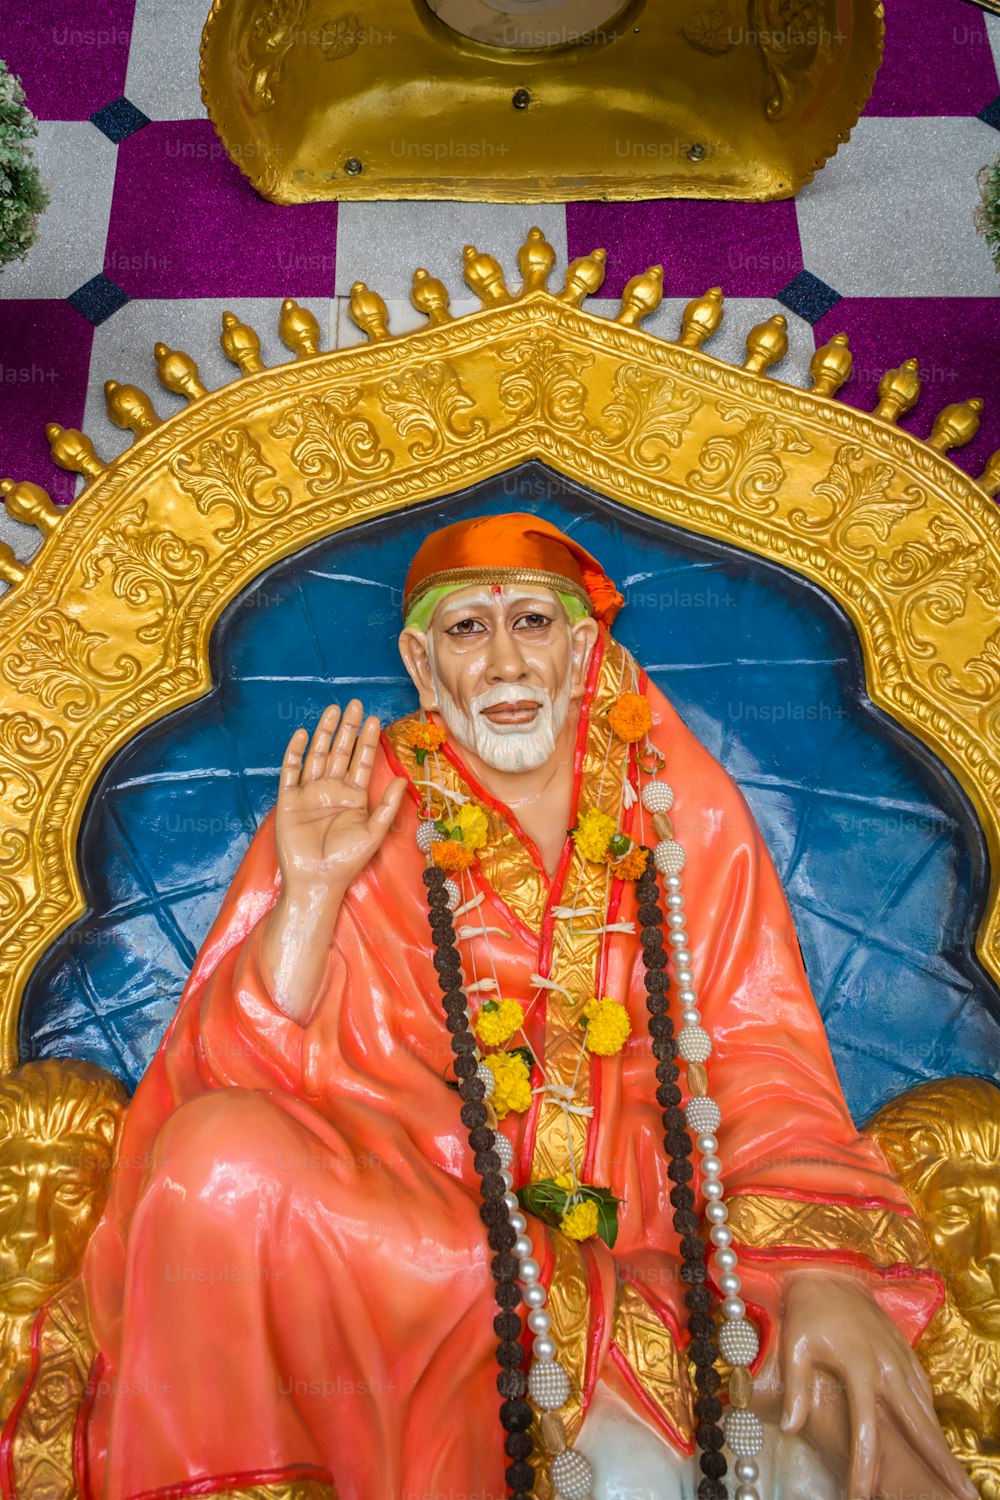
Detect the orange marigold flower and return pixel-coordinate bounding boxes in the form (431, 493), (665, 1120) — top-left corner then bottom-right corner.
(404, 720), (447, 761)
(608, 843), (649, 881)
(432, 839), (475, 873)
(607, 693), (653, 743)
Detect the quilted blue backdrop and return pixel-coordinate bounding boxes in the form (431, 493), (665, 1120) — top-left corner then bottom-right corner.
(19, 465), (1000, 1122)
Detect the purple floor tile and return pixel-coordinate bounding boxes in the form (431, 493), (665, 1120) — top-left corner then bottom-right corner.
(105, 122), (339, 299)
(812, 297), (1000, 477)
(2, 2), (136, 122)
(866, 0), (999, 117)
(566, 200), (802, 299)
(0, 301), (94, 505)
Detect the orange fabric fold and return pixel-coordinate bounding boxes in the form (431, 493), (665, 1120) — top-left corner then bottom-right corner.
(80, 651), (940, 1499)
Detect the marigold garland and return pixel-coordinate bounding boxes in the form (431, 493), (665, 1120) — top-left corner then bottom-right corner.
(560, 1198), (600, 1241)
(473, 998), (525, 1047)
(580, 996), (632, 1056)
(452, 801), (489, 852)
(404, 719), (447, 764)
(432, 840), (475, 873)
(482, 1050), (533, 1119)
(607, 842), (649, 881)
(607, 692), (653, 743)
(572, 808), (617, 863)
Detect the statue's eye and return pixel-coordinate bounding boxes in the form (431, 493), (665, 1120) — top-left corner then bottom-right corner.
(53, 1180), (89, 1207)
(446, 618), (486, 637)
(515, 613), (551, 630)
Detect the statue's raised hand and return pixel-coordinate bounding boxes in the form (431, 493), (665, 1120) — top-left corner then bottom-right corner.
(275, 700), (406, 897)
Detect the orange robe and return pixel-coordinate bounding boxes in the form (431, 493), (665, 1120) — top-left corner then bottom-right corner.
(81, 632), (942, 1500)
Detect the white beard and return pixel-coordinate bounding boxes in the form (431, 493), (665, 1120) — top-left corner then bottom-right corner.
(432, 675), (572, 773)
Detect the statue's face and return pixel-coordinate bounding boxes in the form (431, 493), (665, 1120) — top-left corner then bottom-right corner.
(399, 584), (598, 773)
(0, 1135), (111, 1314)
(920, 1160), (1000, 1336)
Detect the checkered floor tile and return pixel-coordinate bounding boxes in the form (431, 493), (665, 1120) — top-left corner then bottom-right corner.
(2, 0), (999, 565)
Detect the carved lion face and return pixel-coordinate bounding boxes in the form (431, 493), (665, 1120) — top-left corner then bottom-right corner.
(0, 1134), (113, 1314)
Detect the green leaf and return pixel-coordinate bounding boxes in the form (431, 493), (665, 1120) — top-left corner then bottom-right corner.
(595, 1196), (620, 1249)
(609, 832), (631, 857)
(481, 1000), (498, 1014)
(415, 747), (427, 766)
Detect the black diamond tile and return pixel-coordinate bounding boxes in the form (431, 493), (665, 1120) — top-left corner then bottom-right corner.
(67, 274), (130, 326)
(776, 270), (842, 326)
(89, 96), (150, 144)
(979, 95), (1000, 131)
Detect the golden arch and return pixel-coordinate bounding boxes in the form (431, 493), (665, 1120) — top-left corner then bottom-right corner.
(1, 233), (998, 1069)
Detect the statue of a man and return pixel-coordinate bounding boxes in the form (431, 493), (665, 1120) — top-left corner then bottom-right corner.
(81, 515), (975, 1500)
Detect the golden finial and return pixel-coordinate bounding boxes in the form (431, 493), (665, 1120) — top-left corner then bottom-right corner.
(809, 332), (853, 398)
(411, 268), (453, 325)
(348, 281), (391, 342)
(462, 245), (511, 306)
(927, 398), (984, 454)
(743, 313), (788, 374)
(154, 343), (207, 402)
(0, 479), (62, 536)
(559, 248), (606, 306)
(517, 226), (556, 294)
(104, 380), (160, 436)
(676, 287), (724, 349)
(978, 449), (1000, 498)
(45, 423), (105, 481)
(220, 311), (266, 375)
(873, 358), (921, 424)
(279, 299), (321, 358)
(617, 265), (664, 328)
(0, 541), (28, 588)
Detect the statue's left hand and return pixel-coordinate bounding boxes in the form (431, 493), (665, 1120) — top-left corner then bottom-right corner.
(776, 1270), (977, 1499)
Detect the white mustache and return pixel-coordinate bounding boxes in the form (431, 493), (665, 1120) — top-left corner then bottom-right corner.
(471, 684), (550, 724)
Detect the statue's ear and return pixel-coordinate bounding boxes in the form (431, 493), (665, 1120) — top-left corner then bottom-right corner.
(569, 616), (600, 697)
(398, 628), (438, 711)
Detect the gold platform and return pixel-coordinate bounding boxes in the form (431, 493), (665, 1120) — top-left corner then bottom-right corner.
(198, 0), (885, 203)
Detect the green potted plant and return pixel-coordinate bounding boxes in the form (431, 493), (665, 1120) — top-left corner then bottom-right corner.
(977, 156), (1000, 274)
(0, 60), (49, 268)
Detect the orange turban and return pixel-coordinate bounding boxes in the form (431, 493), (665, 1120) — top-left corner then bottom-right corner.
(402, 514), (624, 628)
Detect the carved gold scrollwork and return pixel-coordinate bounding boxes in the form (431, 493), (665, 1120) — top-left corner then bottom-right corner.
(749, 0), (833, 122)
(317, 12), (362, 61)
(497, 337), (592, 431)
(790, 443), (927, 560)
(930, 628), (1000, 720)
(687, 401), (811, 513)
(270, 388), (394, 500)
(872, 515), (998, 662)
(591, 364), (702, 475)
(378, 360), (488, 460)
(0, 714), (66, 820)
(2, 613), (140, 722)
(238, 0), (307, 110)
(79, 499), (209, 643)
(172, 428), (291, 543)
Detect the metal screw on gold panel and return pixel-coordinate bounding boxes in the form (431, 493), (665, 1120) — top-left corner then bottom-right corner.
(512, 89), (530, 109)
(344, 157), (363, 175)
(687, 143), (706, 162)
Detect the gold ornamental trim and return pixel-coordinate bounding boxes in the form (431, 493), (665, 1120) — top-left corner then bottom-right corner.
(611, 1279), (695, 1448)
(171, 1484), (336, 1500)
(403, 565), (593, 622)
(726, 1192), (935, 1271)
(7, 1280), (96, 1499)
(1, 231), (999, 1068)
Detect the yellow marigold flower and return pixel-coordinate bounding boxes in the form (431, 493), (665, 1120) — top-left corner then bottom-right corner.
(608, 843), (649, 882)
(607, 693), (653, 743)
(581, 997), (632, 1056)
(572, 808), (617, 864)
(432, 839), (475, 873)
(453, 801), (489, 853)
(404, 719), (447, 752)
(473, 998), (525, 1047)
(482, 1051), (533, 1120)
(554, 1173), (575, 1192)
(560, 1198), (600, 1241)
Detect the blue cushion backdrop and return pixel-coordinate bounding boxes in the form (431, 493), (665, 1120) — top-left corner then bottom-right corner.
(18, 464), (1000, 1122)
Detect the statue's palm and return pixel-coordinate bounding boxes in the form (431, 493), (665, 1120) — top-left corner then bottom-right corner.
(275, 701), (406, 892)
